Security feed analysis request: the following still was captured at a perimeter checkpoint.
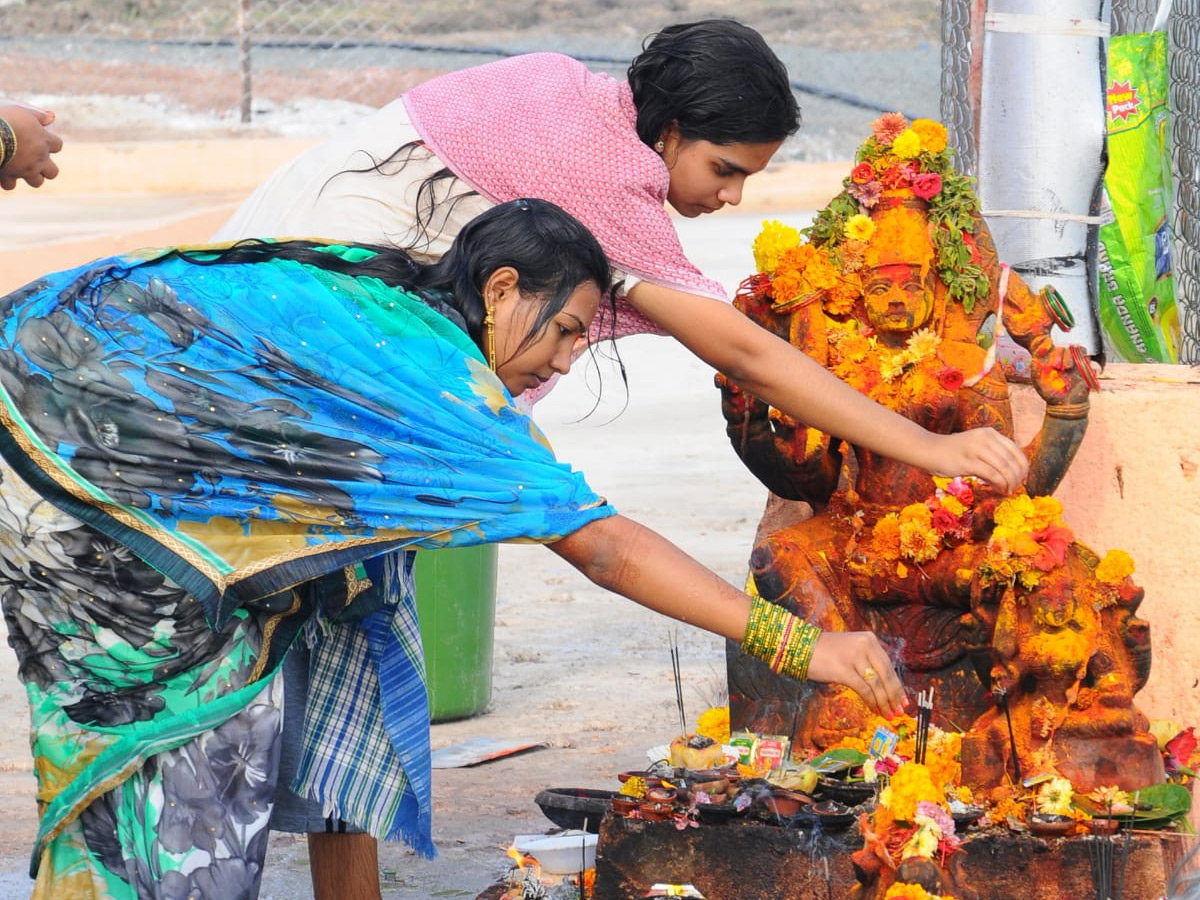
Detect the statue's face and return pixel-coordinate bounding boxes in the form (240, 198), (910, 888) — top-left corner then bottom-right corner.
(862, 263), (935, 334)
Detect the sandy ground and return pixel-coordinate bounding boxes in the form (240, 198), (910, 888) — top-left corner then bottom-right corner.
(0, 203), (795, 898)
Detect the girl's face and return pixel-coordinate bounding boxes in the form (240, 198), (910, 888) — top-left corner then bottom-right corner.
(659, 127), (783, 218)
(488, 267), (601, 396)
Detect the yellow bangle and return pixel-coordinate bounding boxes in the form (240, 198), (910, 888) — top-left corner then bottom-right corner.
(741, 596), (821, 682)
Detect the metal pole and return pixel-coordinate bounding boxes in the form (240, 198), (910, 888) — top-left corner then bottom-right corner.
(238, 0), (252, 124)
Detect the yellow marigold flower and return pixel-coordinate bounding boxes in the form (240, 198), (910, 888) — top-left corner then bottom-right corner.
(884, 884), (933, 900)
(879, 351), (908, 383)
(892, 129), (922, 159)
(899, 502), (933, 525)
(901, 519), (942, 563)
(902, 822), (941, 860)
(845, 213), (876, 242)
(1096, 548), (1136, 583)
(906, 327), (941, 361)
(696, 706), (731, 744)
(993, 494), (1036, 531)
(1036, 776), (1075, 816)
(753, 219), (802, 275)
(1029, 495), (1064, 530)
(911, 118), (949, 154)
(940, 495), (965, 517)
(620, 776), (648, 798)
(883, 762), (944, 822)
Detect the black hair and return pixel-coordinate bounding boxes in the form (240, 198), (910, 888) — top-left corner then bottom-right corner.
(146, 199), (612, 365)
(407, 197), (614, 360)
(627, 19), (801, 148)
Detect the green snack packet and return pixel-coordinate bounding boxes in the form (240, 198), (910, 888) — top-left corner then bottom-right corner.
(1098, 29), (1179, 362)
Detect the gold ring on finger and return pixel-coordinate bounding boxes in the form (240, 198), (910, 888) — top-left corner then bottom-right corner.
(862, 666), (878, 681)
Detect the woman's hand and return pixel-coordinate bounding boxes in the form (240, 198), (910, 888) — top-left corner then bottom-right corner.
(923, 428), (1028, 494)
(806, 630), (907, 720)
(0, 103), (63, 190)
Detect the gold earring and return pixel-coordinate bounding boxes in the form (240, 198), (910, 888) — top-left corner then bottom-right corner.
(484, 304), (497, 371)
(654, 140), (665, 153)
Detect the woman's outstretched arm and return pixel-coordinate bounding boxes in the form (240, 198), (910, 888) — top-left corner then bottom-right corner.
(627, 281), (1029, 492)
(548, 513), (907, 719)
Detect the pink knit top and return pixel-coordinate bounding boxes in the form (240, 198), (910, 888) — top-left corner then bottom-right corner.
(403, 52), (729, 341)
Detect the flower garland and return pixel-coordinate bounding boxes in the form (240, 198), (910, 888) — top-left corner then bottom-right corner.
(869, 476), (975, 572)
(825, 323), (964, 411)
(801, 113), (990, 314)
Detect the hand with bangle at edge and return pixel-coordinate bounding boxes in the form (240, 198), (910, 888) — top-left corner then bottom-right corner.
(0, 101), (63, 190)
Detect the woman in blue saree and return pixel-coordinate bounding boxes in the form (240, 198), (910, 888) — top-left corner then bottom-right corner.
(0, 199), (904, 900)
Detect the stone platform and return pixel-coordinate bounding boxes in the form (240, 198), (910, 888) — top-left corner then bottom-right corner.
(591, 815), (1173, 900)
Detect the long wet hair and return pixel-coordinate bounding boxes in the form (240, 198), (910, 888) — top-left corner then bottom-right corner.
(124, 199), (613, 364)
(628, 19), (801, 148)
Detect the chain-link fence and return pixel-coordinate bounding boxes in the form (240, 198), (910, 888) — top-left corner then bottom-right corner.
(0, 1), (946, 155)
(1170, 1), (1200, 364)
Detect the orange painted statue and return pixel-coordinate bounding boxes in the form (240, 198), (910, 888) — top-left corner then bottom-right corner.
(719, 114), (1163, 795)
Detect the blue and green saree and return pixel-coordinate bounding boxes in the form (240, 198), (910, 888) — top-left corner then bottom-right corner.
(0, 244), (614, 899)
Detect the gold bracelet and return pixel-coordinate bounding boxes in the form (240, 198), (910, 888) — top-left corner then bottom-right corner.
(0, 117), (15, 169)
(1045, 401), (1090, 420)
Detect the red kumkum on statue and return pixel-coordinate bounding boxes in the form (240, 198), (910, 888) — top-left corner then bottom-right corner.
(719, 113), (1164, 798)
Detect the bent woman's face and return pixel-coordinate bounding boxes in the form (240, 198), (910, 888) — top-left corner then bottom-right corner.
(494, 281), (602, 396)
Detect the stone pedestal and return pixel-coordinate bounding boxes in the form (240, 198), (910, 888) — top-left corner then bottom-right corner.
(592, 815), (1171, 900)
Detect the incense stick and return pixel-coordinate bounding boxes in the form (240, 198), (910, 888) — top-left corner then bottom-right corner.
(914, 688), (933, 765)
(670, 632), (687, 741)
(995, 685), (1021, 784)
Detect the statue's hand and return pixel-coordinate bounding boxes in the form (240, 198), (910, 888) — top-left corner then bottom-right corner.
(716, 372), (769, 434)
(925, 428), (1029, 494)
(1030, 336), (1098, 405)
(806, 630), (908, 720)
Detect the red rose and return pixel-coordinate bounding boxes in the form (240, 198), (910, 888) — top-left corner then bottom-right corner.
(930, 507), (960, 535)
(937, 365), (964, 391)
(851, 162), (875, 185)
(912, 172), (943, 200)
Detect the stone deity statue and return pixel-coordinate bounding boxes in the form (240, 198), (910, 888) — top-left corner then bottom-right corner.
(719, 114), (1163, 794)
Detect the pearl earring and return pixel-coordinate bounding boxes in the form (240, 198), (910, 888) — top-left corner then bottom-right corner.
(654, 140), (665, 153)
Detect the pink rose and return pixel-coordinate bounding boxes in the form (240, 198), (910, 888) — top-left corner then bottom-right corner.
(912, 172), (943, 200)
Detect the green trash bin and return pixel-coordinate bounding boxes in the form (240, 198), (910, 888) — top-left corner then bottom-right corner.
(414, 544), (498, 722)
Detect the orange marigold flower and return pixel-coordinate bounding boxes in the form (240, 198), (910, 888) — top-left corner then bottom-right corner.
(871, 514), (903, 561)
